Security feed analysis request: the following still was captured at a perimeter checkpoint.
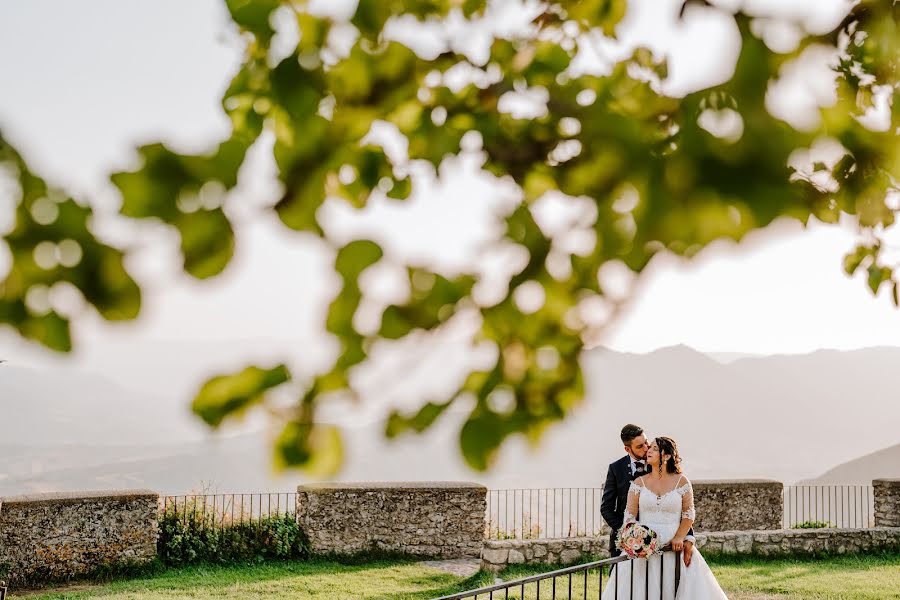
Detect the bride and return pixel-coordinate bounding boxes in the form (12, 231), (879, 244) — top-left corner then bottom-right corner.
(602, 436), (728, 600)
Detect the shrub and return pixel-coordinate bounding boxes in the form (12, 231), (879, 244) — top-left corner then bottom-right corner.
(158, 506), (309, 566)
(791, 520), (834, 529)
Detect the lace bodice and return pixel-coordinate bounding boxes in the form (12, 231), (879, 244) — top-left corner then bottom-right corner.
(623, 476), (695, 545)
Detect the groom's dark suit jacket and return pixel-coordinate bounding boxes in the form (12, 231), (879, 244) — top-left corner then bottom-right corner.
(600, 455), (640, 557)
(600, 456), (695, 557)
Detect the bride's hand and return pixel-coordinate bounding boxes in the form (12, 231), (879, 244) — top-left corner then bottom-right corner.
(670, 536), (684, 552)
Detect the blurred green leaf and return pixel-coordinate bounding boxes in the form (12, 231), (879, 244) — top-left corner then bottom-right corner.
(843, 245), (871, 276)
(193, 364), (291, 427)
(867, 264), (891, 294)
(334, 239), (383, 282)
(460, 410), (505, 471)
(562, 0), (628, 36)
(225, 0), (280, 41)
(274, 421), (344, 476)
(386, 175), (412, 200)
(379, 270), (474, 338)
(2, 0), (899, 476)
(385, 400), (453, 438)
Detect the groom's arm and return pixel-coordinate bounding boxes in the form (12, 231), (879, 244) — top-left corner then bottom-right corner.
(600, 464), (619, 529)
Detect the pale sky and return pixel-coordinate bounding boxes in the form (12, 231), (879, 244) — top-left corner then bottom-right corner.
(1, 0), (898, 378)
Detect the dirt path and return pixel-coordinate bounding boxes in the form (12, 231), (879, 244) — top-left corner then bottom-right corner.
(417, 558), (481, 578)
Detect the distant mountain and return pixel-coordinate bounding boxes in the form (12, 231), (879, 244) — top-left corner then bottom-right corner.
(0, 436), (299, 496)
(0, 365), (205, 446)
(573, 345), (900, 484)
(1, 345), (898, 495)
(799, 442), (900, 485)
(705, 352), (762, 364)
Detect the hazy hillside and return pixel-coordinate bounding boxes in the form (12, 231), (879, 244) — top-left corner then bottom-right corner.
(1, 345), (898, 495)
(0, 436), (298, 495)
(574, 346), (900, 483)
(0, 365), (205, 446)
(800, 442), (900, 485)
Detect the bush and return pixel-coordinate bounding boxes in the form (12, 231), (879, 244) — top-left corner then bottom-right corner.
(158, 507), (309, 566)
(791, 520), (834, 529)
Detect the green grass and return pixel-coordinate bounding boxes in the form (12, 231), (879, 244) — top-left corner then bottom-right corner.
(15, 559), (488, 600)
(709, 554), (900, 599)
(15, 554), (900, 600)
(494, 554), (900, 600)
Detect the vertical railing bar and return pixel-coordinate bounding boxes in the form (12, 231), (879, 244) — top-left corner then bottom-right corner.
(629, 558), (633, 600)
(644, 556), (648, 599)
(528, 489), (532, 539)
(614, 561), (618, 600)
(514, 490), (518, 539)
(505, 490), (508, 539)
(866, 485), (871, 528)
(840, 486), (844, 528)
(815, 486), (819, 523)
(659, 552), (664, 600)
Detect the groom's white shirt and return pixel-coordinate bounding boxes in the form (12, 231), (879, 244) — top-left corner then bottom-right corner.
(628, 457), (645, 475)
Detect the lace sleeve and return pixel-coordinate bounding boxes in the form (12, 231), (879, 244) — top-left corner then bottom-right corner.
(677, 478), (696, 521)
(624, 480), (641, 524)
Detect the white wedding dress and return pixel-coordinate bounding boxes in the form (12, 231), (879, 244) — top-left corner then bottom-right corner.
(601, 476), (728, 600)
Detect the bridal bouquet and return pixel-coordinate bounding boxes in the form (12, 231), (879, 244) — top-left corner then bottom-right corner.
(616, 522), (660, 559)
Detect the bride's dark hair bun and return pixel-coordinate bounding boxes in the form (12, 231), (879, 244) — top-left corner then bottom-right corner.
(655, 436), (683, 474)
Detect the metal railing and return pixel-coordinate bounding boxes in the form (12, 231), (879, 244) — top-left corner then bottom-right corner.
(486, 485), (876, 539)
(159, 492), (297, 527)
(433, 551), (683, 600)
(783, 485), (874, 529)
(486, 488), (605, 540)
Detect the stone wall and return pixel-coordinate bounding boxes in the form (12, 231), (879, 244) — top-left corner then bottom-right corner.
(695, 527), (900, 557)
(873, 479), (900, 527)
(692, 480), (782, 531)
(481, 527), (900, 571)
(482, 537), (609, 572)
(0, 490), (159, 588)
(296, 482), (485, 559)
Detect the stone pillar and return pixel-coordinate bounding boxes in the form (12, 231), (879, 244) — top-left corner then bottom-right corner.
(873, 479), (900, 527)
(296, 482), (486, 559)
(692, 480), (783, 531)
(0, 490), (159, 588)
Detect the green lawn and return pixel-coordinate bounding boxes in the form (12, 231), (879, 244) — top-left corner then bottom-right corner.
(15, 560), (476, 600)
(710, 554), (900, 600)
(14, 554), (900, 600)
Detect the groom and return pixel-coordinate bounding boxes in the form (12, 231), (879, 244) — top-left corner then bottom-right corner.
(600, 424), (694, 565)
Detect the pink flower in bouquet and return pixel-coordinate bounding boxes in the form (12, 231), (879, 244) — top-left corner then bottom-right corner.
(616, 522), (660, 559)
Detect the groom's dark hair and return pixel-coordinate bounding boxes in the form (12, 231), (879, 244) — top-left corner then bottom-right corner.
(620, 424), (643, 445)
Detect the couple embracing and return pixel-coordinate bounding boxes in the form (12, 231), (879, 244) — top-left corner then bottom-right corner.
(599, 424), (728, 599)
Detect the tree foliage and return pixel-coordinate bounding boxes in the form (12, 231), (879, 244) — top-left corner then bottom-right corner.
(1, 0), (898, 473)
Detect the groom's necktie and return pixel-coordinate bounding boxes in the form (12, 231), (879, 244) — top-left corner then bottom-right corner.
(632, 461), (646, 477)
